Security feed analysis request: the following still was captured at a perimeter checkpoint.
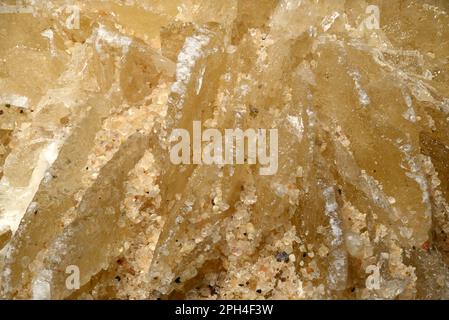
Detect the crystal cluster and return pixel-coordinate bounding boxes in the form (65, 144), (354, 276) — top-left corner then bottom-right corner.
(1, 0), (449, 299)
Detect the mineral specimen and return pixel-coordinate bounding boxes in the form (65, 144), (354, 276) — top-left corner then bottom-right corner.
(0, 0), (449, 300)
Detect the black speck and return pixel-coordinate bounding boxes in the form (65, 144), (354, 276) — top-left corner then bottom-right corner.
(175, 277), (181, 284)
(0, 110), (3, 115)
(351, 287), (355, 293)
(115, 276), (121, 282)
(5, 104), (10, 108)
(275, 251), (290, 263)
(249, 106), (259, 118)
(303, 253), (307, 258)
(209, 285), (218, 295)
(256, 289), (262, 294)
(19, 109), (24, 114)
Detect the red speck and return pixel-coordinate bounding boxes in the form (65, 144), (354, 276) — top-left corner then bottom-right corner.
(421, 240), (430, 251)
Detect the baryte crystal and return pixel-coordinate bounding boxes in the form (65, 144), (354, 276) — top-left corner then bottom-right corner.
(0, 0), (449, 300)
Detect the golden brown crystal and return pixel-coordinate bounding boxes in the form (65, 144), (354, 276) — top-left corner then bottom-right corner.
(0, 0), (449, 300)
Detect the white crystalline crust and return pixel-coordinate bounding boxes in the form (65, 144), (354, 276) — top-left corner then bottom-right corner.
(0, 0), (449, 300)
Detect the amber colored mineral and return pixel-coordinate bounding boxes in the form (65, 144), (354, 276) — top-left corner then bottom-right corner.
(1, 0), (449, 300)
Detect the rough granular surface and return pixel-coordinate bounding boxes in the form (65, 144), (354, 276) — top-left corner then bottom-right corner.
(1, 0), (449, 300)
